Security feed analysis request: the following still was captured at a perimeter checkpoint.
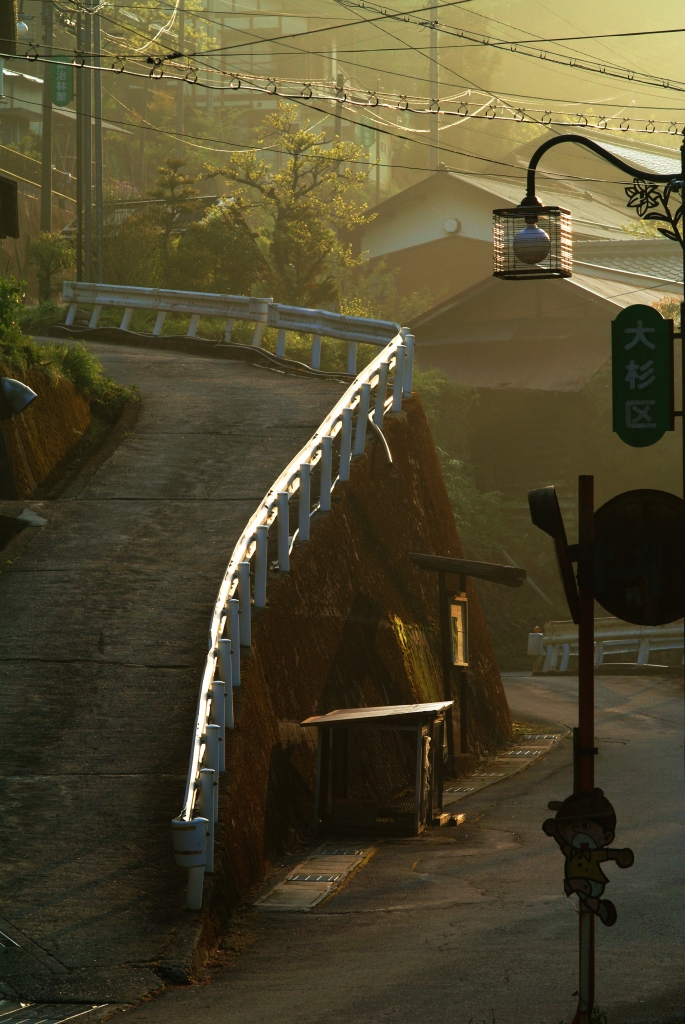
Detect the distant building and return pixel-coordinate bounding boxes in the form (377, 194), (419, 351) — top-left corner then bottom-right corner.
(353, 132), (682, 302)
(409, 268), (680, 512)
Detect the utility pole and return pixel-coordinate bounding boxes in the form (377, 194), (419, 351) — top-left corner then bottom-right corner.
(138, 77), (148, 191)
(334, 71), (344, 141)
(75, 9), (82, 280)
(176, 0), (185, 160)
(93, 9), (103, 281)
(83, 5), (92, 281)
(429, 5), (438, 171)
(40, 0), (53, 233)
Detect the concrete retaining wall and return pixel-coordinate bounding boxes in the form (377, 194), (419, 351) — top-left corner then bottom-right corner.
(0, 363), (91, 498)
(215, 394), (512, 904)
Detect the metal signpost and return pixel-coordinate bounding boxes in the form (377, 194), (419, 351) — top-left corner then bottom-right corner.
(410, 553), (526, 771)
(493, 130), (685, 1024)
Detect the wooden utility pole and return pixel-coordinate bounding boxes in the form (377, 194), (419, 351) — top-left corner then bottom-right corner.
(40, 0), (53, 233)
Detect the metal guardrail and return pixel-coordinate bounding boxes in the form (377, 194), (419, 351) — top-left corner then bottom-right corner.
(61, 282), (401, 374)
(138, 292), (414, 910)
(528, 618), (684, 673)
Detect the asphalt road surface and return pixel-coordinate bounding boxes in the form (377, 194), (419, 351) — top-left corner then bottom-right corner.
(121, 671), (684, 1024)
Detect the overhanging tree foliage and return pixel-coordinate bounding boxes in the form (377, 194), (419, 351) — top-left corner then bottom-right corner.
(206, 103), (373, 308)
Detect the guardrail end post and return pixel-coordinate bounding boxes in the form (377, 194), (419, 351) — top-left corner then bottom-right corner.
(65, 303), (78, 326)
(277, 491), (290, 571)
(276, 329), (287, 358)
(238, 561), (251, 647)
(311, 334), (322, 370)
(187, 864), (205, 910)
(171, 816), (207, 910)
(254, 525), (268, 608)
(298, 463), (311, 541)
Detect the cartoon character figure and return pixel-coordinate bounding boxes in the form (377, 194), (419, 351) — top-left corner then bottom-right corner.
(542, 788), (634, 927)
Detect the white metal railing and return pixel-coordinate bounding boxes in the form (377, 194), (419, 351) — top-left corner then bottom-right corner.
(61, 282), (401, 375)
(155, 294), (414, 910)
(528, 618), (684, 673)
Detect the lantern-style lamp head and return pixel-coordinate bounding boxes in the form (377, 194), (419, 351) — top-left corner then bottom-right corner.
(1, 377), (37, 415)
(493, 196), (572, 280)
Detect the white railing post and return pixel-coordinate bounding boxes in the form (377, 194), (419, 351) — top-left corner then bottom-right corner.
(89, 304), (102, 329)
(217, 637), (232, 687)
(320, 436), (332, 511)
(298, 463), (311, 541)
(339, 408), (353, 482)
(347, 342), (357, 376)
(353, 383), (371, 455)
(120, 307), (133, 330)
(392, 346), (406, 412)
(252, 322), (265, 347)
(403, 333), (414, 396)
(188, 313), (200, 337)
(187, 860), (205, 911)
(223, 318), (234, 343)
(65, 303), (78, 325)
(373, 362), (390, 427)
(559, 644), (570, 672)
(225, 674), (234, 729)
(171, 817), (207, 911)
(278, 491), (290, 571)
(311, 334), (322, 370)
(153, 310), (166, 335)
(228, 598), (240, 686)
(254, 525), (268, 607)
(211, 680), (225, 771)
(238, 560), (251, 647)
(276, 329), (287, 357)
(197, 768), (215, 872)
(204, 725), (220, 823)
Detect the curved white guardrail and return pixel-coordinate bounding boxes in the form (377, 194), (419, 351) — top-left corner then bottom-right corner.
(168, 303), (414, 909)
(528, 618), (684, 673)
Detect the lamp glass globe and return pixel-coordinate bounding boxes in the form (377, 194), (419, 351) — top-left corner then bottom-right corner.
(513, 223), (551, 266)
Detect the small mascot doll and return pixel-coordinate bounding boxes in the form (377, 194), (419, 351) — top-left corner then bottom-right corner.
(542, 788), (634, 927)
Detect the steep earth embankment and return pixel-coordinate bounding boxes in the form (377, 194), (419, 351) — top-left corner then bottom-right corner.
(0, 361), (92, 498)
(215, 394), (512, 906)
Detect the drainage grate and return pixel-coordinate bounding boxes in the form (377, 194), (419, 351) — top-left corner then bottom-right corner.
(0, 1005), (107, 1024)
(287, 873), (340, 883)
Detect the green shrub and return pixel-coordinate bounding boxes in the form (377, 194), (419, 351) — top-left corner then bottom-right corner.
(19, 301), (65, 335)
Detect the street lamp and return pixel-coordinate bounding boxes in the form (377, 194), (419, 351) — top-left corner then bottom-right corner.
(492, 133), (681, 279)
(494, 132), (685, 1024)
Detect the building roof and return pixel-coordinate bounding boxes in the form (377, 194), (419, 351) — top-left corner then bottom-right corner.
(410, 271), (675, 393)
(301, 702), (453, 726)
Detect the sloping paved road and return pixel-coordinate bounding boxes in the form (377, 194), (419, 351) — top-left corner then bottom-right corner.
(0, 343), (345, 1003)
(120, 671), (684, 1024)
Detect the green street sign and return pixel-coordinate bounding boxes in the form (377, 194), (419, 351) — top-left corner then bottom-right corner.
(50, 58), (73, 107)
(360, 121), (375, 148)
(612, 303), (673, 447)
